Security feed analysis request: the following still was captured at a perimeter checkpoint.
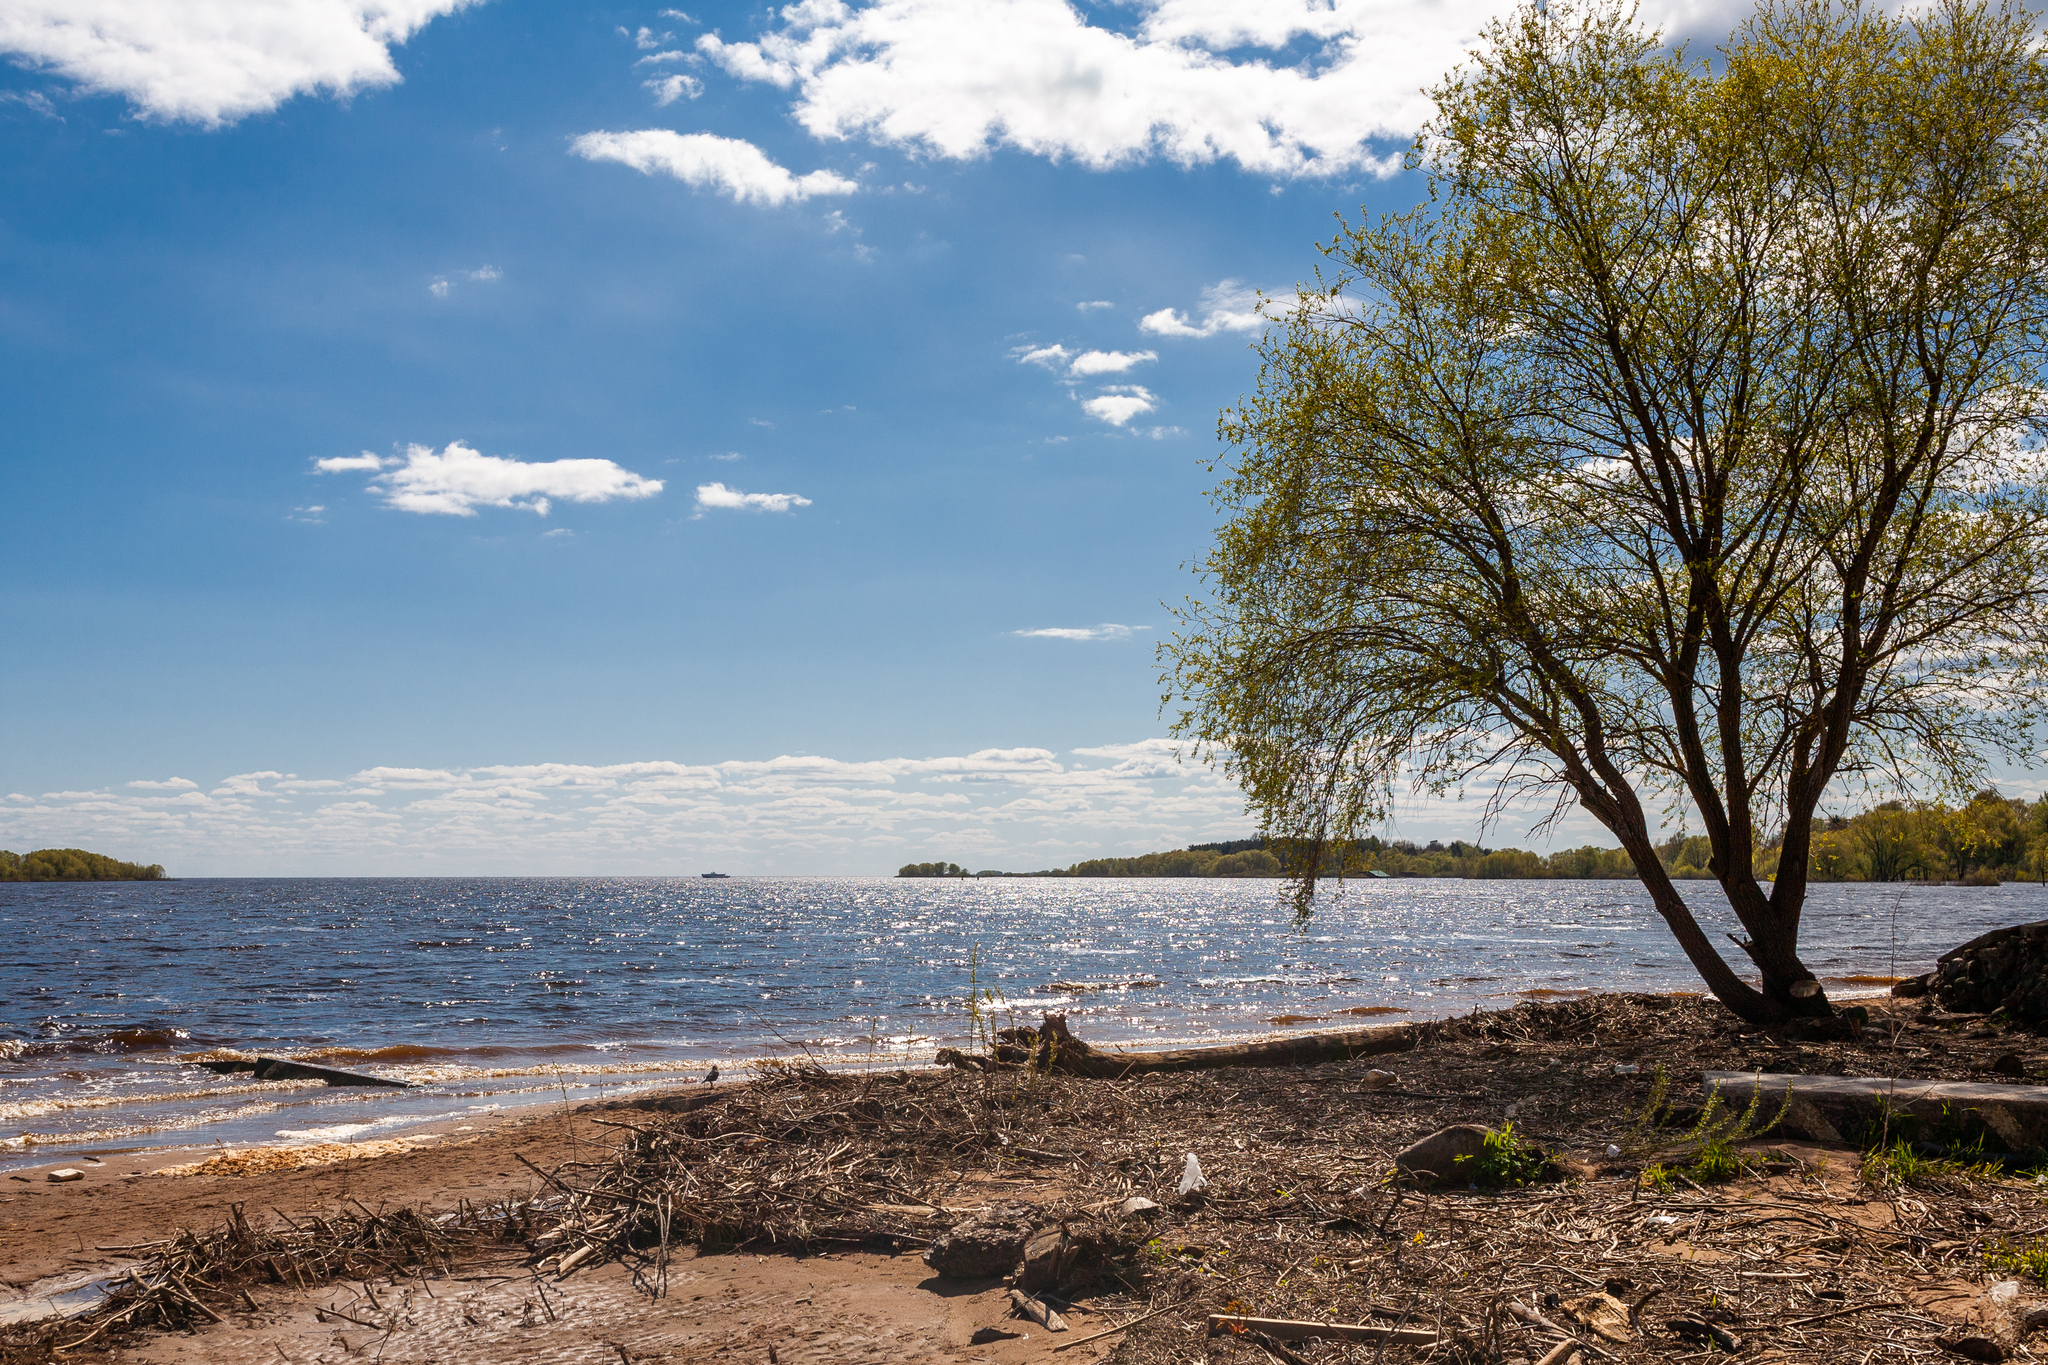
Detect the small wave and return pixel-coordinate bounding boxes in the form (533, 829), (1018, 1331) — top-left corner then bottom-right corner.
(1336, 1006), (1409, 1017)
(0, 1081), (302, 1123)
(0, 1041), (24, 1063)
(1045, 979), (1163, 992)
(1830, 974), (1903, 987)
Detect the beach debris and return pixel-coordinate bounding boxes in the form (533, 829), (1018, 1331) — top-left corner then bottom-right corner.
(1604, 1143), (1622, 1158)
(1117, 1196), (1159, 1216)
(1665, 1315), (1742, 1352)
(1394, 1124), (1490, 1183)
(195, 1055), (407, 1088)
(924, 1203), (1038, 1278)
(1206, 1314), (1438, 1347)
(1017, 1222), (1114, 1291)
(1560, 1292), (1634, 1343)
(1177, 1152), (1208, 1195)
(1612, 1062), (1639, 1074)
(1924, 920), (2048, 1023)
(46, 1168), (85, 1183)
(974, 1012), (1417, 1077)
(1009, 1288), (1068, 1331)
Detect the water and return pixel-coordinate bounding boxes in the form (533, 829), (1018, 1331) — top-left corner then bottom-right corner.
(0, 875), (2033, 1167)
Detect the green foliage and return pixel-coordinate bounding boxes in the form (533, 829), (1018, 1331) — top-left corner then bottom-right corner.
(1638, 1162), (1676, 1193)
(0, 849), (165, 882)
(1986, 1238), (2048, 1280)
(1453, 1122), (1550, 1187)
(896, 861), (969, 878)
(1860, 1136), (2005, 1192)
(1161, 0), (2048, 1020)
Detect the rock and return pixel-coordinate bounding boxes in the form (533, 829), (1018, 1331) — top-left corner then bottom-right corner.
(923, 1203), (1038, 1279)
(1930, 921), (2048, 1024)
(1914, 1279), (2025, 1361)
(1360, 1068), (1399, 1089)
(969, 1327), (1023, 1345)
(1992, 1053), (2026, 1078)
(45, 1169), (83, 1183)
(1893, 974), (1931, 998)
(1394, 1124), (1491, 1183)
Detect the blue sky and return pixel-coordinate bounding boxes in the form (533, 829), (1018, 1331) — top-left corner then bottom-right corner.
(0, 0), (1769, 874)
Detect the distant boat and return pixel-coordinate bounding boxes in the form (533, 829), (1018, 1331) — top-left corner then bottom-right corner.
(700, 872), (731, 879)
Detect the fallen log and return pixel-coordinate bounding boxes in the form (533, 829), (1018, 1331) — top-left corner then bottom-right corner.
(196, 1057), (408, 1088)
(944, 1014), (1418, 1078)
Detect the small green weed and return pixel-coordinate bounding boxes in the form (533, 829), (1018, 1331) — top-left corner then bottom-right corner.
(1860, 1137), (2003, 1192)
(1687, 1136), (1753, 1183)
(1986, 1237), (2048, 1281)
(1639, 1162), (1675, 1193)
(1454, 1122), (1549, 1187)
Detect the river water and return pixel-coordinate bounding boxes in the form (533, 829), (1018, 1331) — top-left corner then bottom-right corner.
(0, 875), (2033, 1167)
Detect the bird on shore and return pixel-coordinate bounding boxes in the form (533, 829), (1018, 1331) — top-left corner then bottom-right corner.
(703, 1064), (719, 1084)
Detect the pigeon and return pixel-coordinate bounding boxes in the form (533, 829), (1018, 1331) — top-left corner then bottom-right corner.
(703, 1064), (719, 1085)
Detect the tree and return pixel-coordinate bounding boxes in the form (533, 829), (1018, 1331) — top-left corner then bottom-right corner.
(1165, 0), (2048, 1022)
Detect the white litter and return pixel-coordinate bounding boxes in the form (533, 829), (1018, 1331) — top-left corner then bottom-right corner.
(1605, 1144), (1622, 1159)
(1613, 1063), (1639, 1075)
(1178, 1152), (1209, 1195)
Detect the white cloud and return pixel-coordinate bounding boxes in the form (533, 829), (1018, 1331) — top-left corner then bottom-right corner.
(646, 73), (703, 104)
(127, 776), (198, 790)
(695, 0), (1752, 180)
(570, 130), (857, 206)
(1082, 385), (1156, 426)
(1076, 300), (1113, 311)
(0, 742), (1271, 874)
(0, 0), (477, 127)
(1067, 349), (1155, 376)
(1014, 623), (1145, 640)
(315, 451), (385, 472)
(1013, 343), (1071, 369)
(316, 442), (663, 517)
(1139, 279), (1274, 338)
(695, 482), (811, 513)
(428, 265), (499, 298)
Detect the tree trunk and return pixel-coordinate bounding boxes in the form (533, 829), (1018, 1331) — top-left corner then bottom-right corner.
(936, 1014), (1418, 1077)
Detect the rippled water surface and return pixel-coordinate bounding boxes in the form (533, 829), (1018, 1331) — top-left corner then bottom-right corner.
(0, 875), (2035, 1165)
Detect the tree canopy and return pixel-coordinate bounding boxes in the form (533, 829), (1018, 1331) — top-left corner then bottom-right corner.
(1165, 0), (2048, 1022)
(0, 849), (167, 881)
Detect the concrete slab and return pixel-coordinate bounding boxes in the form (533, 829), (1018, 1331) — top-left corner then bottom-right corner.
(1703, 1071), (2048, 1151)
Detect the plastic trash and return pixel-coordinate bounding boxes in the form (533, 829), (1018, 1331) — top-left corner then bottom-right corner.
(1613, 1063), (1639, 1075)
(1178, 1152), (1209, 1195)
(1605, 1144), (1622, 1159)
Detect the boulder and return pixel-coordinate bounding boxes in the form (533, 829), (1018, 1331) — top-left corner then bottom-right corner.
(923, 1203), (1038, 1279)
(1394, 1124), (1491, 1183)
(1930, 921), (2048, 1024)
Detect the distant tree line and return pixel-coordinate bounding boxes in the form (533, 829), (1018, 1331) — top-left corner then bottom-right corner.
(1801, 790), (2048, 885)
(896, 861), (971, 878)
(0, 848), (167, 881)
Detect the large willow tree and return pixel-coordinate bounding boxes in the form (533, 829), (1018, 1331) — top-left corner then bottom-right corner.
(1166, 0), (2048, 1022)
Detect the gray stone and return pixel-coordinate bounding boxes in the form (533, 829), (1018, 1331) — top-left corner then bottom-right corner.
(1931, 921), (2048, 1024)
(1015, 1221), (1115, 1292)
(922, 1203), (1038, 1279)
(1394, 1124), (1491, 1183)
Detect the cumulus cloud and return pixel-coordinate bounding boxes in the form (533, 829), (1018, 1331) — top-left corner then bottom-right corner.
(316, 442), (664, 517)
(1067, 349), (1155, 376)
(646, 73), (703, 104)
(0, 0), (477, 126)
(0, 742), (1273, 874)
(1014, 623), (1145, 640)
(694, 0), (1751, 179)
(1082, 386), (1156, 426)
(695, 482), (811, 513)
(692, 0), (1433, 177)
(571, 130), (857, 206)
(127, 776), (199, 790)
(1139, 280), (1274, 338)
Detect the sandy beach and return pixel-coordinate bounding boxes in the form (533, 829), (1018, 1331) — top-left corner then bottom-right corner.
(6, 990), (2048, 1365)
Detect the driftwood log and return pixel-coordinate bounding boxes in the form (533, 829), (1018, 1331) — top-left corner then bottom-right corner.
(937, 1013), (1416, 1078)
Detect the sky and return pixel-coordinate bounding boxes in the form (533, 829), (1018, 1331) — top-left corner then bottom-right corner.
(0, 0), (1789, 875)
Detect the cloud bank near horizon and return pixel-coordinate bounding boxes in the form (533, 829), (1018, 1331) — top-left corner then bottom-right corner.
(2, 739), (1640, 877)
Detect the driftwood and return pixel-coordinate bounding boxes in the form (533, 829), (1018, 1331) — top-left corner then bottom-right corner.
(196, 1056), (408, 1088)
(940, 1014), (1416, 1078)
(1205, 1314), (1438, 1346)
